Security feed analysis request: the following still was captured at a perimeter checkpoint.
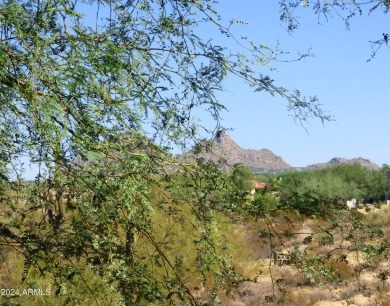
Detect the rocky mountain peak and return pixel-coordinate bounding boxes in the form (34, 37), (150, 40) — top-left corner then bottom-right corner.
(329, 157), (348, 164)
(307, 157), (379, 170)
(180, 133), (381, 173)
(215, 130), (236, 146)
(181, 131), (292, 173)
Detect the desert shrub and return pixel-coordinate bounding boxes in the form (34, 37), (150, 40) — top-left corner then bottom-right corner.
(364, 206), (390, 227)
(279, 164), (390, 205)
(230, 164), (254, 192)
(326, 259), (355, 281)
(287, 287), (332, 306)
(278, 190), (324, 216)
(273, 267), (304, 287)
(377, 269), (390, 287)
(253, 192), (280, 213)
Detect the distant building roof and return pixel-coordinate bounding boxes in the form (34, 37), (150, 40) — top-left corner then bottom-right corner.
(255, 182), (267, 190)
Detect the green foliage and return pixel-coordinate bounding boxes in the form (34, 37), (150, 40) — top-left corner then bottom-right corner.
(0, 0), (387, 305)
(0, 0), (333, 303)
(279, 164), (390, 206)
(229, 163), (254, 192)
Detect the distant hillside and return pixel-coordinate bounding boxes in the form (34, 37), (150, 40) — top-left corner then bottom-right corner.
(180, 131), (382, 174)
(180, 130), (292, 173)
(305, 157), (380, 170)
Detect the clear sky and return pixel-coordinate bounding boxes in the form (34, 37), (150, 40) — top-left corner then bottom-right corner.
(17, 1), (389, 180)
(200, 1), (389, 167)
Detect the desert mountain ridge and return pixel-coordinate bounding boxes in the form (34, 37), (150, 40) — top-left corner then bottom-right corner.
(303, 157), (380, 171)
(180, 131), (380, 173)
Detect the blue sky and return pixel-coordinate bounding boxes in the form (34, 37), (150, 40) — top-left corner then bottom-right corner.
(18, 1), (389, 180)
(200, 1), (389, 167)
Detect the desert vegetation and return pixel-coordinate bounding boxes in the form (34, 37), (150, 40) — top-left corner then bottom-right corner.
(0, 163), (389, 305)
(278, 164), (390, 205)
(1, 0), (389, 305)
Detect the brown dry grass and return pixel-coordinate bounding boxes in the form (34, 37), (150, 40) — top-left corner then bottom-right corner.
(1, 184), (389, 305)
(214, 205), (390, 305)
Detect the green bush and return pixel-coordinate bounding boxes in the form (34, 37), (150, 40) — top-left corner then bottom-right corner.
(279, 164), (390, 205)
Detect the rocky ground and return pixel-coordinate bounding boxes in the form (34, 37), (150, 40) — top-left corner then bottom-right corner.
(198, 205), (390, 305)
